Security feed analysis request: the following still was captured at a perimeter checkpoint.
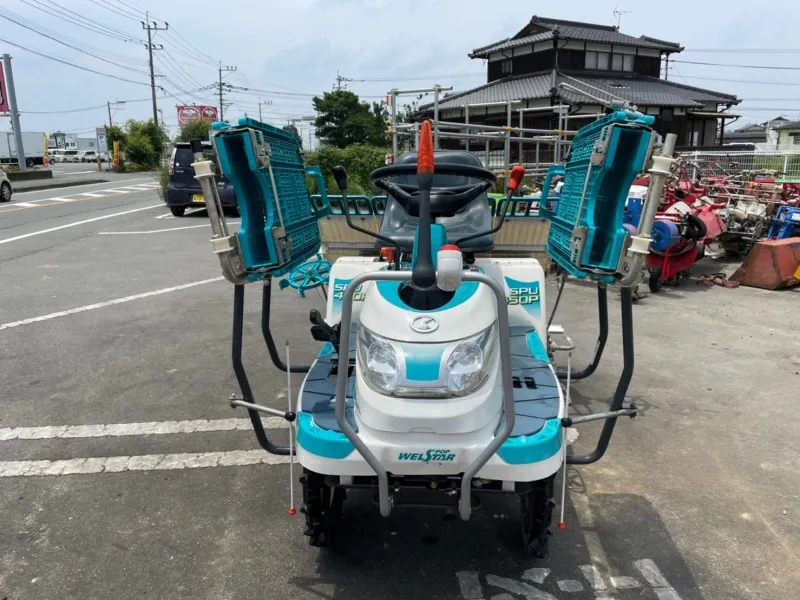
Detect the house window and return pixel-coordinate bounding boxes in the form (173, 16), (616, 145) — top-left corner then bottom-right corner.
(585, 51), (598, 69)
(501, 59), (512, 75)
(623, 54), (634, 72)
(791, 133), (800, 147)
(612, 53), (623, 71)
(597, 52), (610, 70)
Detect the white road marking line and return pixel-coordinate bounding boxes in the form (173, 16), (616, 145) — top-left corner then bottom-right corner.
(0, 276), (223, 331)
(485, 575), (557, 600)
(98, 224), (210, 235)
(118, 185), (157, 191)
(11, 202), (40, 207)
(557, 580), (584, 592)
(100, 188), (130, 194)
(48, 197), (77, 202)
(77, 192), (106, 198)
(522, 569), (550, 584)
(0, 450), (289, 478)
(609, 576), (640, 589)
(579, 565), (606, 590)
(456, 572), (483, 600)
(15, 177), (153, 196)
(634, 560), (682, 600)
(154, 207), (206, 219)
(0, 417), (285, 441)
(98, 220), (236, 235)
(0, 204), (161, 245)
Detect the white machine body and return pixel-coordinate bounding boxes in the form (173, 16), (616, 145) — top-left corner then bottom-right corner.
(296, 256), (564, 483)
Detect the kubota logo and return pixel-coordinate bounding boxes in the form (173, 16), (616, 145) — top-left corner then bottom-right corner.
(398, 449), (456, 462)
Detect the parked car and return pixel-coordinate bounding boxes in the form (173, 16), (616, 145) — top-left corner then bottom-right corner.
(165, 142), (237, 217)
(0, 169), (13, 202)
(50, 149), (80, 163)
(78, 150), (106, 163)
(49, 149), (67, 163)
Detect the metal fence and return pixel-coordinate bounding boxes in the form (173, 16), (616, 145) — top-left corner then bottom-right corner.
(677, 150), (800, 180)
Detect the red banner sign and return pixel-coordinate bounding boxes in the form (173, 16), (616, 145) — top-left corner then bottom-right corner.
(0, 64), (9, 114)
(176, 105), (218, 125)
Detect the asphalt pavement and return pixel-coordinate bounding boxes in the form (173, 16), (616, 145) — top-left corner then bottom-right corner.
(0, 181), (798, 600)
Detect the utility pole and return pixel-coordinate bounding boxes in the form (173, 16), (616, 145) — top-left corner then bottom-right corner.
(141, 12), (168, 128)
(2, 54), (27, 170)
(258, 99), (272, 121)
(334, 71), (352, 91)
(218, 62), (237, 121)
(107, 99), (126, 127)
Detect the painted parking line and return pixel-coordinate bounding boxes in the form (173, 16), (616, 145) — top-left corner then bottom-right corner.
(461, 561), (683, 599)
(155, 207), (206, 219)
(0, 417), (286, 441)
(14, 177), (154, 196)
(0, 181), (161, 214)
(98, 220), (237, 235)
(0, 450), (289, 477)
(0, 276), (223, 331)
(98, 224), (211, 235)
(0, 204), (162, 245)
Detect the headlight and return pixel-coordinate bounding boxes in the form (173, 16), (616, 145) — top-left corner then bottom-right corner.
(444, 323), (497, 396)
(358, 326), (400, 393)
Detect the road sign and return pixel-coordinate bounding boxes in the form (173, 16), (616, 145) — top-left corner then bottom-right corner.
(0, 63), (8, 114)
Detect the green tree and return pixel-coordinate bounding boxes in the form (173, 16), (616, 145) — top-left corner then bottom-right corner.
(125, 130), (158, 168)
(106, 125), (127, 147)
(126, 119), (167, 157)
(177, 119), (212, 143)
(312, 90), (388, 148)
(304, 143), (387, 193)
(282, 124), (303, 149)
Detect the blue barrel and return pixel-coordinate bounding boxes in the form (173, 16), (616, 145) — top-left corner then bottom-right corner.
(650, 220), (681, 252)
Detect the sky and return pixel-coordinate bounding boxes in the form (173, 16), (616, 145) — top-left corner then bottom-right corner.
(2, 0), (799, 142)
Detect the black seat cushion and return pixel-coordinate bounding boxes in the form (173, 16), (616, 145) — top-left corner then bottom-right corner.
(376, 151), (494, 252)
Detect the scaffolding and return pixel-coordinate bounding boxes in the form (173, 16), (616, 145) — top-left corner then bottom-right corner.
(388, 81), (615, 189)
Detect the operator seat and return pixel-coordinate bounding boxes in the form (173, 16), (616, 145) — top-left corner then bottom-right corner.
(376, 151), (494, 253)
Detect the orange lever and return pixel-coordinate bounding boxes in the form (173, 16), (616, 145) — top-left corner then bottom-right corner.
(508, 164), (526, 191)
(417, 120), (434, 174)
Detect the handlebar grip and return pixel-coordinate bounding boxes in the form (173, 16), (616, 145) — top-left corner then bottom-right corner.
(538, 164), (566, 220)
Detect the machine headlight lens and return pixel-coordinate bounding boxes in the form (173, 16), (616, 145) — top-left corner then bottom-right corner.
(444, 324), (497, 396)
(358, 326), (400, 393)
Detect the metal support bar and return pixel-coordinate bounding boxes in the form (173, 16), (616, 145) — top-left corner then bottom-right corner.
(334, 270), (516, 521)
(230, 398), (294, 420)
(556, 284), (608, 380)
(436, 120), (578, 136)
(261, 279), (311, 373)
(390, 90), (398, 161)
(565, 407), (637, 426)
(465, 106), (470, 153)
(568, 287), (634, 465)
(433, 85), (441, 150)
(232, 284), (291, 456)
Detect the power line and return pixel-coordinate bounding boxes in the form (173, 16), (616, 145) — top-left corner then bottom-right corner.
(684, 48), (800, 54)
(20, 0), (145, 43)
(0, 7), (149, 70)
(677, 74), (800, 87)
(350, 72), (484, 82)
(90, 0), (140, 21)
(0, 37), (151, 86)
(673, 59), (800, 71)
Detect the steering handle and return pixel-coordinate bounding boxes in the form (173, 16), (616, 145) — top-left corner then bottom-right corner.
(370, 163), (497, 184)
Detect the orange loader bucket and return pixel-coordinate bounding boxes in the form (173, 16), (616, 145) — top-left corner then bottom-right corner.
(730, 238), (800, 290)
